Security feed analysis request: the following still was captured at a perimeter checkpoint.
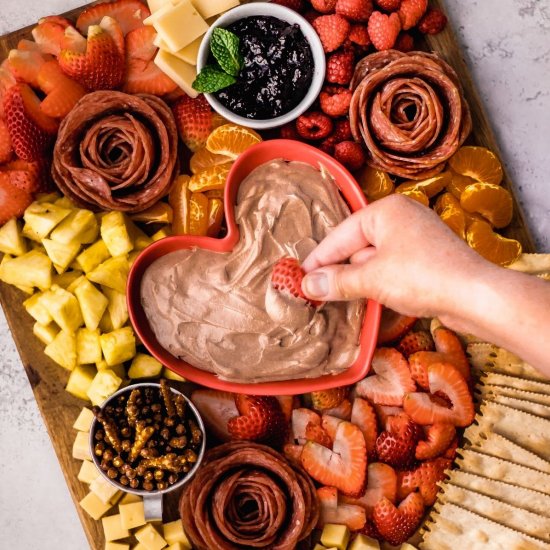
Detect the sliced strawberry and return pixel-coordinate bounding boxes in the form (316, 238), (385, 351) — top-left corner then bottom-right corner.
(321, 414), (343, 441)
(272, 256), (323, 307)
(416, 422), (456, 460)
(0, 60), (17, 102)
(7, 49), (47, 87)
(403, 363), (475, 427)
(311, 387), (348, 410)
(373, 404), (404, 427)
(283, 443), (303, 465)
(2, 158), (50, 192)
(397, 330), (434, 358)
(397, 457), (450, 506)
(305, 422), (332, 447)
(31, 21), (68, 56)
(291, 408), (321, 444)
(409, 351), (436, 389)
(356, 348), (416, 406)
(323, 398), (353, 420)
(317, 486), (367, 530)
(191, 389), (238, 442)
(76, 0), (150, 36)
(60, 26), (87, 52)
(0, 169), (38, 194)
(443, 435), (459, 460)
(275, 395), (297, 423)
(16, 39), (43, 52)
(0, 119), (13, 164)
(375, 427), (417, 469)
(301, 421), (367, 497)
(341, 462), (397, 516)
(373, 492), (424, 546)
(123, 26), (176, 95)
(351, 397), (378, 457)
(377, 308), (417, 345)
(0, 176), (33, 225)
(432, 327), (471, 381)
(3, 83), (58, 161)
(39, 15), (74, 28)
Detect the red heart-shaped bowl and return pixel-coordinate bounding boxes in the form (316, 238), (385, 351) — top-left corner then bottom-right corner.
(127, 140), (381, 395)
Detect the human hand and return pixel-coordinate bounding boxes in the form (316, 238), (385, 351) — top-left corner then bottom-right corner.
(301, 194), (492, 320)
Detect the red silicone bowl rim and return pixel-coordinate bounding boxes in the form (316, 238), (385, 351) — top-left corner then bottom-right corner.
(127, 140), (381, 395)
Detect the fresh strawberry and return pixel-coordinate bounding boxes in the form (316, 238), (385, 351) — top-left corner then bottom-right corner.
(398, 0), (427, 30)
(375, 423), (418, 469)
(397, 457), (450, 505)
(0, 119), (13, 164)
(351, 397), (378, 456)
(313, 14), (351, 53)
(0, 167), (38, 194)
(367, 10), (401, 50)
(416, 422), (456, 460)
(443, 435), (459, 460)
(373, 404), (404, 426)
(321, 414), (343, 440)
(356, 348), (416, 406)
(360, 520), (383, 540)
(59, 24), (124, 90)
(320, 86), (353, 118)
(377, 308), (417, 344)
(394, 31), (415, 52)
(123, 26), (176, 95)
(408, 352), (435, 389)
(311, 387), (348, 410)
(7, 49), (47, 88)
(403, 363), (475, 427)
(373, 492), (424, 546)
(16, 39), (42, 52)
(296, 111), (333, 140)
(317, 486), (367, 530)
(375, 0), (401, 11)
(334, 140), (365, 170)
(3, 83), (58, 161)
(348, 24), (371, 48)
(39, 15), (73, 28)
(279, 122), (300, 140)
(311, 0), (337, 14)
(433, 327), (471, 381)
(275, 395), (297, 422)
(417, 8), (447, 34)
(272, 0), (305, 11)
(326, 50), (355, 85)
(31, 20), (68, 56)
(305, 422), (333, 447)
(323, 398), (353, 420)
(272, 256), (323, 306)
(292, 408), (321, 444)
(76, 0), (150, 36)
(3, 158), (51, 192)
(37, 60), (86, 118)
(301, 420), (367, 496)
(397, 330), (434, 358)
(227, 395), (288, 446)
(384, 411), (422, 441)
(191, 389), (238, 442)
(0, 176), (33, 225)
(283, 443), (303, 464)
(336, 0), (373, 21)
(100, 16), (125, 57)
(342, 462), (397, 515)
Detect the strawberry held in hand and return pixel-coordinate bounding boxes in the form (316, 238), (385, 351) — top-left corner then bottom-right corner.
(272, 257), (324, 307)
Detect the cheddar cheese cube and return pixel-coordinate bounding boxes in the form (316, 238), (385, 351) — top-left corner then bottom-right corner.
(154, 50), (198, 99)
(80, 491), (112, 520)
(163, 520), (191, 548)
(102, 514), (130, 542)
(135, 524), (168, 550)
(191, 0), (239, 19)
(78, 459), (101, 484)
(119, 501), (146, 530)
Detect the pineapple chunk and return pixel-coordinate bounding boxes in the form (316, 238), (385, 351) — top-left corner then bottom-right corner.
(74, 278), (108, 330)
(151, 227), (172, 241)
(128, 353), (162, 379)
(127, 220), (153, 251)
(97, 360), (125, 379)
(66, 274), (87, 294)
(0, 249), (52, 289)
(66, 364), (96, 400)
(77, 328), (102, 364)
(87, 256), (129, 294)
(99, 309), (114, 333)
(36, 192), (60, 203)
(162, 367), (185, 382)
(54, 196), (75, 209)
(41, 285), (84, 332)
(75, 239), (110, 273)
(73, 407), (95, 431)
(22, 201), (71, 241)
(0, 218), (27, 256)
(50, 209), (99, 245)
(52, 269), (83, 289)
(87, 369), (123, 406)
(348, 534), (380, 550)
(100, 327), (136, 366)
(101, 211), (134, 256)
(102, 287), (128, 330)
(43, 238), (81, 274)
(33, 322), (59, 345)
(24, 291), (53, 324)
(45, 330), (77, 370)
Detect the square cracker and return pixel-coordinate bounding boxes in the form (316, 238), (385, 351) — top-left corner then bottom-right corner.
(477, 384), (550, 408)
(437, 482), (550, 540)
(456, 448), (550, 495)
(481, 372), (550, 393)
(485, 394), (550, 419)
(421, 503), (550, 550)
(444, 470), (550, 517)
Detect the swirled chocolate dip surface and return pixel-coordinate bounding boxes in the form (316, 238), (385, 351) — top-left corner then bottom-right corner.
(141, 159), (364, 382)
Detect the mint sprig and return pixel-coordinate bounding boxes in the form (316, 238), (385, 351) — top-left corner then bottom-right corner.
(193, 28), (243, 93)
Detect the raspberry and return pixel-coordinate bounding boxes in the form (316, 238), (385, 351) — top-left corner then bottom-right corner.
(398, 0), (427, 30)
(394, 32), (414, 52)
(311, 0), (337, 14)
(279, 122), (300, 140)
(375, 0), (401, 11)
(368, 10), (401, 51)
(335, 0), (373, 22)
(271, 0), (305, 12)
(313, 14), (351, 53)
(320, 86), (353, 117)
(326, 50), (355, 85)
(348, 24), (371, 48)
(418, 8), (448, 35)
(319, 119), (353, 154)
(296, 111), (334, 140)
(334, 140), (366, 171)
(303, 9), (322, 25)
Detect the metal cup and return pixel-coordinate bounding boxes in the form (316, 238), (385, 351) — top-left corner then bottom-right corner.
(89, 382), (206, 521)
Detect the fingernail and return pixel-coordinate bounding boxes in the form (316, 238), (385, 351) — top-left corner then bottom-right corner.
(303, 272), (329, 298)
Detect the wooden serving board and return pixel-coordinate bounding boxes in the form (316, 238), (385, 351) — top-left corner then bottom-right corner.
(0, 1), (537, 549)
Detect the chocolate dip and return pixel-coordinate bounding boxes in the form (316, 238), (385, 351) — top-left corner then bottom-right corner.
(141, 159), (365, 383)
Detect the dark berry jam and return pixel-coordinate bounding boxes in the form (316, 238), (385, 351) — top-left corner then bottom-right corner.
(214, 16), (314, 120)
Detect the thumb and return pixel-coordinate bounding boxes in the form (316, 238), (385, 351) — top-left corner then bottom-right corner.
(302, 262), (377, 302)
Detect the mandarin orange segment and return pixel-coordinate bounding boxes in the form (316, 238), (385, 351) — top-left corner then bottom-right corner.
(439, 204), (467, 239)
(206, 124), (262, 159)
(189, 192), (209, 236)
(205, 189), (224, 199)
(466, 220), (522, 266)
(448, 146), (503, 186)
(447, 171), (476, 200)
(399, 187), (430, 207)
(397, 172), (451, 199)
(190, 147), (233, 174)
(188, 164), (231, 193)
(130, 201), (172, 224)
(434, 192), (461, 215)
(207, 198), (224, 238)
(357, 165), (394, 201)
(460, 182), (513, 229)
(169, 174), (190, 235)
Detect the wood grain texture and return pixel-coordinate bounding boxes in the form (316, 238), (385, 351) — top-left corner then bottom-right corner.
(0, 1), (537, 549)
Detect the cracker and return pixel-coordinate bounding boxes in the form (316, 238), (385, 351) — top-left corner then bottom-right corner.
(421, 503), (550, 550)
(508, 253), (550, 274)
(477, 384), (550, 408)
(486, 394), (550, 419)
(481, 371), (550, 393)
(437, 483), (550, 540)
(463, 423), (550, 474)
(456, 448), (550, 495)
(444, 470), (550, 517)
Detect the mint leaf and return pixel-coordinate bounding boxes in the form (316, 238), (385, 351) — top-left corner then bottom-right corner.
(192, 65), (236, 93)
(210, 27), (243, 77)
